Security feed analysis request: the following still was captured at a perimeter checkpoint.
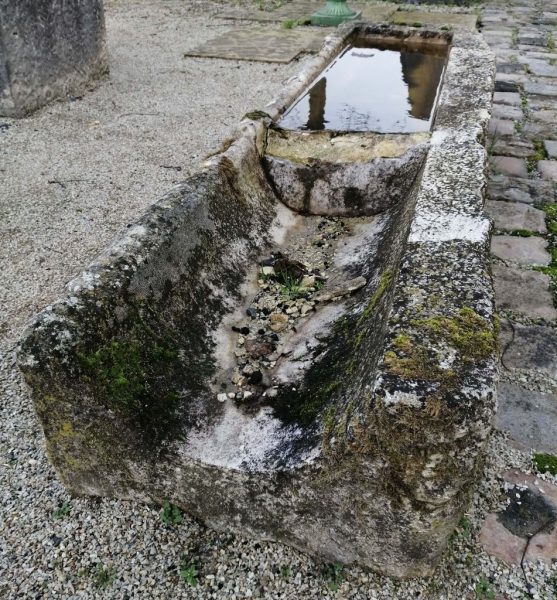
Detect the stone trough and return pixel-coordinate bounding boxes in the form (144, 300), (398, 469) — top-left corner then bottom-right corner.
(18, 24), (496, 578)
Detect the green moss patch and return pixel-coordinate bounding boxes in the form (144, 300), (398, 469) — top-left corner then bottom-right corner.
(383, 307), (496, 397)
(533, 452), (557, 475)
(417, 307), (497, 362)
(77, 314), (184, 443)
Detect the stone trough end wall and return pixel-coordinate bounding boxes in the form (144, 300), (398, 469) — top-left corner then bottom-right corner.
(0, 0), (108, 117)
(17, 24), (496, 578)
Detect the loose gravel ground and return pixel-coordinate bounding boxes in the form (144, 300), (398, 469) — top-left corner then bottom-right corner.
(1, 1), (557, 598)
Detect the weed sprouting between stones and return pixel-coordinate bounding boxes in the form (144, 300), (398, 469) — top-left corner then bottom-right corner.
(449, 515), (473, 545)
(91, 564), (116, 590)
(511, 26), (519, 47)
(534, 203), (557, 306)
(324, 562), (344, 592)
(52, 502), (71, 520)
(474, 576), (495, 599)
(179, 560), (199, 586)
(280, 564), (291, 579)
(160, 500), (183, 526)
(526, 139), (547, 174)
(281, 17), (310, 29)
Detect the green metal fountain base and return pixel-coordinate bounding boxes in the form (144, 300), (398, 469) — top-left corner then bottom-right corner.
(310, 0), (361, 26)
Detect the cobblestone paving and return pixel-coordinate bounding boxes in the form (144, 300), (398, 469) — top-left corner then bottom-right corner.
(483, 0), (557, 453)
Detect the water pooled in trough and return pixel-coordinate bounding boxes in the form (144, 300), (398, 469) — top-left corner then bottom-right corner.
(278, 37), (448, 133)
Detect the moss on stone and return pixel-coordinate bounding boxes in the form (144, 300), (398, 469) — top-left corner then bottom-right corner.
(76, 309), (184, 446)
(273, 268), (395, 428)
(384, 348), (455, 385)
(383, 307), (495, 405)
(358, 269), (393, 326)
(533, 452), (557, 475)
(416, 307), (497, 362)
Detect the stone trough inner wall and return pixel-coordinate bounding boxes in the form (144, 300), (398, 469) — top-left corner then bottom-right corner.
(17, 24), (496, 578)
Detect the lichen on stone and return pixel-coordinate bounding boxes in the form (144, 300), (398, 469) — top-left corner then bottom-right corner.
(383, 307), (496, 391)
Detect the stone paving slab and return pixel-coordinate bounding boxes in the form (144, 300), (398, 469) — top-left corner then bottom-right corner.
(184, 27), (326, 63)
(495, 72), (528, 92)
(480, 469), (557, 566)
(390, 10), (478, 30)
(491, 140), (534, 159)
(493, 91), (522, 106)
(528, 108), (557, 123)
(488, 174), (556, 205)
(495, 383), (557, 452)
(492, 263), (557, 320)
(485, 200), (547, 233)
(500, 321), (557, 378)
(524, 81), (557, 97)
(488, 118), (517, 136)
(523, 59), (557, 78)
(544, 139), (557, 158)
(216, 1), (395, 24)
(491, 104), (524, 120)
(491, 235), (551, 266)
(491, 155), (528, 177)
(538, 159), (557, 181)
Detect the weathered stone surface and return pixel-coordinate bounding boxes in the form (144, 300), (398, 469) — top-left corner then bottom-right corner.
(518, 33), (546, 46)
(0, 0), (108, 117)
(480, 470), (557, 565)
(266, 130), (430, 162)
(491, 140), (534, 159)
(184, 27), (326, 64)
(525, 59), (557, 78)
(523, 120), (557, 139)
(488, 183), (534, 204)
(490, 156), (528, 177)
(538, 159), (557, 181)
(485, 200), (547, 232)
(17, 24), (496, 579)
(488, 118), (517, 136)
(492, 263), (557, 320)
(491, 235), (551, 266)
(493, 91), (522, 106)
(495, 382), (557, 452)
(524, 81), (557, 96)
(496, 62), (526, 75)
(488, 173), (555, 204)
(528, 108), (557, 123)
(491, 104), (524, 120)
(495, 72), (527, 92)
(391, 11), (478, 30)
(500, 322), (557, 377)
(264, 143), (428, 216)
(544, 139), (557, 158)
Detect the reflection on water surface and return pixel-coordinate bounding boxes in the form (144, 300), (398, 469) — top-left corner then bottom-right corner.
(279, 38), (448, 133)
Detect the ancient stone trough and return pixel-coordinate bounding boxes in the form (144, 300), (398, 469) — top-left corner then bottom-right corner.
(18, 24), (496, 578)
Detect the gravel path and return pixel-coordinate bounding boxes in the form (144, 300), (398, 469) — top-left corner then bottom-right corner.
(1, 1), (557, 598)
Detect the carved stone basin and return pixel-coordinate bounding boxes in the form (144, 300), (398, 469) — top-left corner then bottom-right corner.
(17, 24), (496, 578)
